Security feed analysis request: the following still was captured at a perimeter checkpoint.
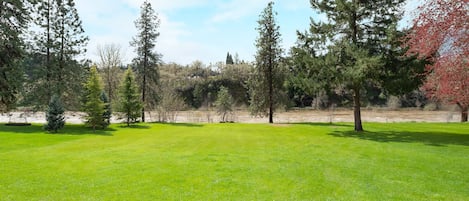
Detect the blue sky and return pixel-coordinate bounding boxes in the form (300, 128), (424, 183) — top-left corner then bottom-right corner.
(75, 0), (420, 65)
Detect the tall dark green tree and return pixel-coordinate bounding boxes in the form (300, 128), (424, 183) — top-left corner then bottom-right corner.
(380, 28), (427, 96)
(54, 0), (88, 97)
(118, 67), (143, 126)
(0, 0), (31, 112)
(226, 52), (234, 65)
(287, 35), (335, 108)
(27, 0), (88, 108)
(250, 1), (285, 124)
(131, 0), (161, 122)
(305, 0), (405, 131)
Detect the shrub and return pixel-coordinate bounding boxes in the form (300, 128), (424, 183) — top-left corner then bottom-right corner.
(215, 86), (234, 122)
(44, 95), (65, 133)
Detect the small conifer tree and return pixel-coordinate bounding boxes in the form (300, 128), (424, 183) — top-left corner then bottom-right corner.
(118, 67), (143, 126)
(215, 86), (234, 122)
(83, 66), (105, 131)
(44, 95), (65, 133)
(100, 91), (112, 128)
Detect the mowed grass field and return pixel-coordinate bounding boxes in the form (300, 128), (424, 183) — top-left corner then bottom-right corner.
(0, 123), (468, 200)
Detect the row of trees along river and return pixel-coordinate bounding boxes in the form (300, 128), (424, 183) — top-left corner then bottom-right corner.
(1, 0), (468, 132)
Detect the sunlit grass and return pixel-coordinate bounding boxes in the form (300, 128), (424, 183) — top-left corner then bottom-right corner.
(0, 123), (468, 200)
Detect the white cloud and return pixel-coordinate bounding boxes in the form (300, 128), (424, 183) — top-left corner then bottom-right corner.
(210, 0), (270, 23)
(121, 0), (208, 11)
(76, 0), (214, 65)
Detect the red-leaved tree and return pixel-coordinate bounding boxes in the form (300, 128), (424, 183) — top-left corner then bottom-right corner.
(406, 0), (469, 122)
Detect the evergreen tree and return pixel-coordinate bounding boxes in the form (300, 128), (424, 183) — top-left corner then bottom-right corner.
(0, 0), (31, 112)
(226, 52), (234, 65)
(54, 0), (88, 96)
(215, 86), (234, 122)
(118, 67), (143, 126)
(28, 0), (88, 108)
(100, 91), (112, 128)
(44, 95), (65, 133)
(131, 0), (161, 122)
(83, 66), (105, 131)
(250, 2), (285, 124)
(305, 0), (405, 131)
(287, 37), (335, 109)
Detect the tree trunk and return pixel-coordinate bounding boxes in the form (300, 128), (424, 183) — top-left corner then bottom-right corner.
(142, 59), (146, 123)
(141, 76), (146, 122)
(108, 67), (112, 106)
(46, 0), (51, 101)
(269, 104), (273, 124)
(268, 50), (274, 124)
(353, 87), (363, 131)
(458, 103), (468, 122)
(269, 70), (273, 124)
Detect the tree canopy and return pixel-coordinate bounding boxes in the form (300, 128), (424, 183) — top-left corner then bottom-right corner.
(250, 1), (285, 124)
(131, 0), (162, 122)
(405, 0), (469, 122)
(0, 0), (31, 112)
(302, 0), (406, 131)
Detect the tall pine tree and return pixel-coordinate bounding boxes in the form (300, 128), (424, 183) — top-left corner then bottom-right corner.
(0, 0), (31, 112)
(27, 0), (88, 109)
(131, 0), (161, 122)
(226, 52), (234, 65)
(306, 0), (405, 131)
(249, 2), (285, 124)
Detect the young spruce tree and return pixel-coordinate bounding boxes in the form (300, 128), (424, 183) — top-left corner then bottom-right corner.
(118, 67), (143, 126)
(44, 95), (65, 133)
(249, 2), (285, 124)
(215, 86), (234, 122)
(83, 66), (105, 131)
(100, 91), (112, 128)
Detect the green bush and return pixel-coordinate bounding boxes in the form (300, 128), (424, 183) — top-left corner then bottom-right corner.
(44, 95), (65, 133)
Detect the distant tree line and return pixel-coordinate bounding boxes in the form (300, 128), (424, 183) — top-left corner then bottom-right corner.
(1, 0), (467, 133)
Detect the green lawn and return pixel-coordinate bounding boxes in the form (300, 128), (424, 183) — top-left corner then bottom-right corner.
(0, 123), (468, 200)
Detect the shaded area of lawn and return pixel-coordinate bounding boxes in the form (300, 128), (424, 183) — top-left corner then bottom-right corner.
(329, 130), (469, 147)
(294, 122), (469, 147)
(0, 124), (115, 136)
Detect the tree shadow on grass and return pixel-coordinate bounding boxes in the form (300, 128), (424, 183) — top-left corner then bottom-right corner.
(117, 124), (151, 129)
(293, 122), (353, 128)
(329, 130), (469, 147)
(62, 124), (115, 136)
(0, 124), (42, 134)
(0, 124), (115, 136)
(160, 123), (204, 127)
